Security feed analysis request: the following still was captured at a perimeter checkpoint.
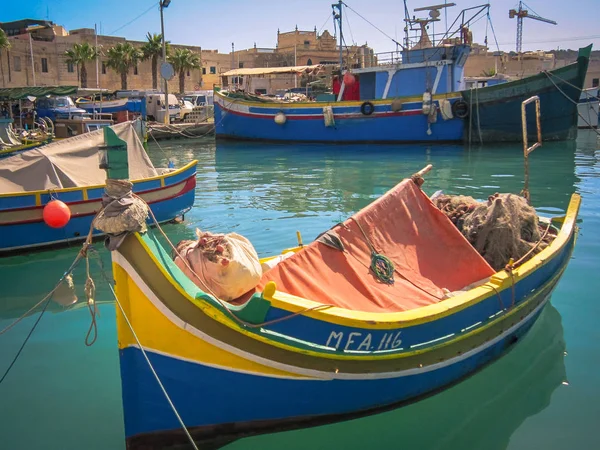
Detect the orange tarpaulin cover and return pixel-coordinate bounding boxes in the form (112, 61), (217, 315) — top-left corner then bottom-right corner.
(258, 179), (495, 313)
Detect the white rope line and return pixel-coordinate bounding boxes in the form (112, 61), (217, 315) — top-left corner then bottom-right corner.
(98, 264), (200, 450)
(545, 70), (600, 102)
(543, 71), (600, 136)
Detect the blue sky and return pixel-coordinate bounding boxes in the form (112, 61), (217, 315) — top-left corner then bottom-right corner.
(2, 0), (599, 54)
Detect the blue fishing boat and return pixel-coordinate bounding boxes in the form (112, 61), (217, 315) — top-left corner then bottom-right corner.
(0, 121), (196, 254)
(214, 1), (590, 144)
(107, 153), (579, 448)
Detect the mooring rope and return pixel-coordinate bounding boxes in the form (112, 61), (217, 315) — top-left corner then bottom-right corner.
(543, 71), (600, 137)
(91, 251), (200, 450)
(0, 252), (85, 384)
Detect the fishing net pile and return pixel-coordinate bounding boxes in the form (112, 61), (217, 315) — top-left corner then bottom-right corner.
(433, 193), (554, 271)
(94, 179), (149, 250)
(173, 229), (262, 301)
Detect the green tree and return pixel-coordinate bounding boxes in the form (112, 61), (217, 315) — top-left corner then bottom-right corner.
(106, 42), (142, 90)
(480, 68), (497, 77)
(64, 42), (99, 88)
(141, 33), (170, 90)
(168, 48), (201, 94)
(0, 28), (10, 87)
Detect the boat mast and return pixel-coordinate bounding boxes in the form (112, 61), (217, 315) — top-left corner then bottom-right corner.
(332, 1), (343, 72)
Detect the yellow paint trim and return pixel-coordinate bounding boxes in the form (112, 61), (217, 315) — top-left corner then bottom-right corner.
(160, 178), (166, 188)
(34, 193), (41, 207)
(82, 188), (89, 201)
(0, 141), (42, 156)
(125, 231), (564, 362)
(113, 261), (311, 378)
(0, 160), (198, 198)
(214, 90), (459, 109)
(261, 194), (580, 328)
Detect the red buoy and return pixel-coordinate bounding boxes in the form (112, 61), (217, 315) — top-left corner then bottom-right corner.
(43, 200), (71, 228)
(343, 72), (356, 86)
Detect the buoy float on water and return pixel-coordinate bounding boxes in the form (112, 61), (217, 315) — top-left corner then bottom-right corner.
(43, 200), (71, 228)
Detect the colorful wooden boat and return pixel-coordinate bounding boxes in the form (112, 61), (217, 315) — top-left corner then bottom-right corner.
(461, 46), (591, 142)
(214, 45), (591, 144)
(0, 122), (197, 254)
(111, 173), (580, 449)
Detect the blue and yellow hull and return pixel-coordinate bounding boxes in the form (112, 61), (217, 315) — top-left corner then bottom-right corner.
(214, 94), (464, 143)
(0, 161), (197, 254)
(112, 192), (580, 449)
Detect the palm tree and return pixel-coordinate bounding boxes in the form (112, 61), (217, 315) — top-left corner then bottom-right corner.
(0, 28), (10, 87)
(141, 33), (170, 90)
(106, 42), (142, 90)
(168, 48), (201, 94)
(64, 42), (98, 88)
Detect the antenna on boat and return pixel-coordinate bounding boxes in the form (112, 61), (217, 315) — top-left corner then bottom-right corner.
(411, 3), (456, 47)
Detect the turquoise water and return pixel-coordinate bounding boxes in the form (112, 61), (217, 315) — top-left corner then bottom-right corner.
(1, 131), (599, 449)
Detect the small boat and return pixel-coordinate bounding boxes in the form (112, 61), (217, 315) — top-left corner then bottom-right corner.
(109, 162), (579, 448)
(76, 96), (130, 114)
(0, 121), (197, 254)
(577, 87), (599, 129)
(0, 117), (53, 157)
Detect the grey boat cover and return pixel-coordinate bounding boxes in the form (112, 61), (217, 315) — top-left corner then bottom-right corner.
(0, 121), (158, 193)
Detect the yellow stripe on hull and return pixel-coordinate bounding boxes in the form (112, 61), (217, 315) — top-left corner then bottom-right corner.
(113, 262), (312, 380)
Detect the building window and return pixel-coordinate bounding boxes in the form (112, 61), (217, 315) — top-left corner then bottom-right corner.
(14, 56), (21, 72)
(304, 40), (310, 48)
(306, 58), (313, 65)
(202, 67), (206, 75)
(593, 78), (599, 88)
(134, 65), (138, 75)
(102, 62), (106, 74)
(210, 66), (216, 74)
(238, 62), (244, 69)
(67, 61), (74, 73)
(41, 58), (48, 73)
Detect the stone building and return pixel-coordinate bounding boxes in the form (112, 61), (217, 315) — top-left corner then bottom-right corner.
(0, 19), (203, 93)
(464, 44), (600, 88)
(0, 20), (378, 93)
(220, 27), (377, 93)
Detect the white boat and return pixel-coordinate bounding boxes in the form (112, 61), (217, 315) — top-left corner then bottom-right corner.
(577, 87), (599, 128)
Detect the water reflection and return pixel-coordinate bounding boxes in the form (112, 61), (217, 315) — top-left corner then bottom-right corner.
(0, 134), (586, 450)
(225, 304), (567, 450)
(212, 139), (578, 216)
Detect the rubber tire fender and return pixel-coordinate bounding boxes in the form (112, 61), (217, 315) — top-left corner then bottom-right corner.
(452, 100), (469, 119)
(360, 101), (375, 116)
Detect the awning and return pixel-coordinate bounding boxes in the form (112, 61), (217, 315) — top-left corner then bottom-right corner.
(222, 65), (325, 77)
(0, 86), (79, 100)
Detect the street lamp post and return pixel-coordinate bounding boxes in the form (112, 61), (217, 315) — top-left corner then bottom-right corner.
(160, 0), (171, 124)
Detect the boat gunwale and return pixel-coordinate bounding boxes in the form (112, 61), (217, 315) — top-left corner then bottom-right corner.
(132, 190), (580, 331)
(0, 160), (199, 199)
(213, 88), (461, 109)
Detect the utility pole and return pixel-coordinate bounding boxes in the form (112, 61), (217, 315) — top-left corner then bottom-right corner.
(160, 0), (171, 124)
(28, 32), (36, 86)
(95, 23), (99, 89)
(294, 43), (297, 88)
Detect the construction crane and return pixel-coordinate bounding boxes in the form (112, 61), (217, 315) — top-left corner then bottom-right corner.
(509, 1), (557, 53)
